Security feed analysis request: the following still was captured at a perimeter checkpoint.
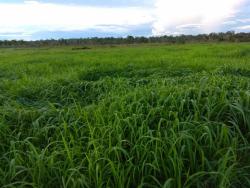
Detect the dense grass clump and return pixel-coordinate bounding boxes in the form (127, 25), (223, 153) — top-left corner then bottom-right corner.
(0, 43), (250, 187)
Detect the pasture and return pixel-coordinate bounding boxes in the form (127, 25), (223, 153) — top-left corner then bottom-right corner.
(0, 43), (250, 187)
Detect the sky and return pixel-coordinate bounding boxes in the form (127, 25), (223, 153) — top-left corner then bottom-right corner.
(0, 0), (249, 40)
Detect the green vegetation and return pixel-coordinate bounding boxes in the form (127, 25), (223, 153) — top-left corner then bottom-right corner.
(1, 31), (249, 48)
(0, 43), (250, 187)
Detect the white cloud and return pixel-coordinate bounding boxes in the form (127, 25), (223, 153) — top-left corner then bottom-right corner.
(0, 33), (31, 38)
(233, 25), (250, 31)
(222, 21), (238, 25)
(0, 0), (248, 39)
(176, 24), (202, 29)
(237, 18), (250, 23)
(152, 0), (247, 35)
(0, 1), (153, 35)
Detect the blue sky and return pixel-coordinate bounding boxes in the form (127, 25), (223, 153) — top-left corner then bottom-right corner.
(0, 0), (249, 40)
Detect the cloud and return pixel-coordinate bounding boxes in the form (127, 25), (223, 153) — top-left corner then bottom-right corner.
(233, 25), (250, 31)
(152, 0), (247, 35)
(222, 21), (238, 25)
(176, 24), (202, 29)
(0, 0), (249, 39)
(34, 0), (154, 7)
(237, 18), (250, 23)
(0, 1), (154, 37)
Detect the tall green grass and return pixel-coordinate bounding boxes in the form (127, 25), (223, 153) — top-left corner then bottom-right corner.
(0, 43), (250, 187)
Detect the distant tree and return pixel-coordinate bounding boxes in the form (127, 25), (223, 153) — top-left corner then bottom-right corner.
(126, 36), (134, 43)
(0, 31), (250, 48)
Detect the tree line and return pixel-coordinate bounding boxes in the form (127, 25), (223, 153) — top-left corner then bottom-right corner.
(0, 31), (249, 47)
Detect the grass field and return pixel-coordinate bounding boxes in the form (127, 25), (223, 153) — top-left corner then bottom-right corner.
(0, 43), (250, 188)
